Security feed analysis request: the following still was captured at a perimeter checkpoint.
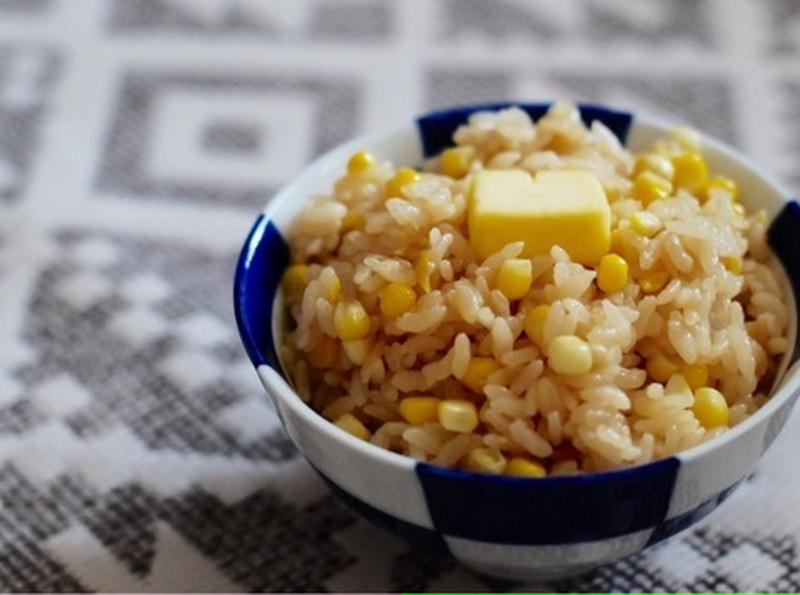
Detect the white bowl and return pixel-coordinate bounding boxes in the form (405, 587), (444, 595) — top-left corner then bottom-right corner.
(234, 102), (800, 580)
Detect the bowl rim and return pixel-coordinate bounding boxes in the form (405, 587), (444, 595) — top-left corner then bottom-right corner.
(235, 100), (799, 484)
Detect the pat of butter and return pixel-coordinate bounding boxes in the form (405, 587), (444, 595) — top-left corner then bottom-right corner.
(468, 169), (611, 265)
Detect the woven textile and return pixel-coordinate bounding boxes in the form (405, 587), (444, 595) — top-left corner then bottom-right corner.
(0, 0), (798, 591)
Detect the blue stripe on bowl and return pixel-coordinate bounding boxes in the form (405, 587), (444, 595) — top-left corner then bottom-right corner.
(416, 457), (679, 545)
(318, 472), (449, 553)
(233, 214), (289, 370)
(646, 478), (743, 546)
(767, 201), (800, 365)
(416, 102), (634, 158)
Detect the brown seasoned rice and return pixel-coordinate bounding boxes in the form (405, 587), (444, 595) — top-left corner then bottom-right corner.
(280, 102), (789, 475)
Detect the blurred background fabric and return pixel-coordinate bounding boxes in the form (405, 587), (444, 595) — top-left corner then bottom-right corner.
(0, 0), (798, 592)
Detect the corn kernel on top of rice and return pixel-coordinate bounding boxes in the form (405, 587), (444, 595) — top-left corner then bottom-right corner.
(281, 102), (789, 476)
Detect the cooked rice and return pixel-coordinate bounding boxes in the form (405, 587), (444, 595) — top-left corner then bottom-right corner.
(281, 102), (789, 474)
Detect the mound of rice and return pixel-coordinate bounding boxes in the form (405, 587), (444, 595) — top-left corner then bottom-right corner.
(281, 102), (789, 475)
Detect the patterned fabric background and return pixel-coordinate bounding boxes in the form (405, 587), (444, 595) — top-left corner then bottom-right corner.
(0, 0), (798, 592)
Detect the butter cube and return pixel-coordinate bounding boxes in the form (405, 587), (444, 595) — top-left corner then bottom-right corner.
(468, 169), (611, 265)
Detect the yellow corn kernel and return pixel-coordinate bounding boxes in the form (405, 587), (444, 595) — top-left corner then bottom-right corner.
(342, 338), (371, 365)
(629, 211), (663, 237)
(721, 255), (743, 275)
(646, 353), (679, 383)
(325, 272), (342, 303)
(633, 154), (674, 181)
(604, 185), (621, 203)
(754, 209), (767, 225)
(732, 203), (746, 218)
(547, 131), (577, 153)
(282, 264), (311, 302)
(311, 336), (339, 369)
(341, 210), (366, 232)
(399, 396), (441, 425)
(610, 229), (624, 254)
(464, 447), (507, 474)
(681, 363), (709, 391)
(347, 150), (374, 175)
(334, 300), (370, 341)
(596, 253), (629, 294)
(633, 171), (673, 205)
(495, 258), (533, 300)
(704, 175), (739, 202)
(335, 413), (371, 440)
(416, 249), (435, 293)
(379, 282), (417, 317)
(438, 399), (479, 433)
(506, 457), (547, 478)
(385, 167), (420, 197)
(462, 357), (501, 393)
(670, 126), (702, 152)
(610, 229), (639, 265)
(547, 335), (593, 376)
(692, 387), (729, 428)
(440, 146), (475, 178)
(672, 153), (708, 193)
(524, 304), (550, 346)
(639, 270), (670, 294)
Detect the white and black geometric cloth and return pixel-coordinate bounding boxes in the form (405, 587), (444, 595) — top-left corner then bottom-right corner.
(0, 0), (798, 591)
